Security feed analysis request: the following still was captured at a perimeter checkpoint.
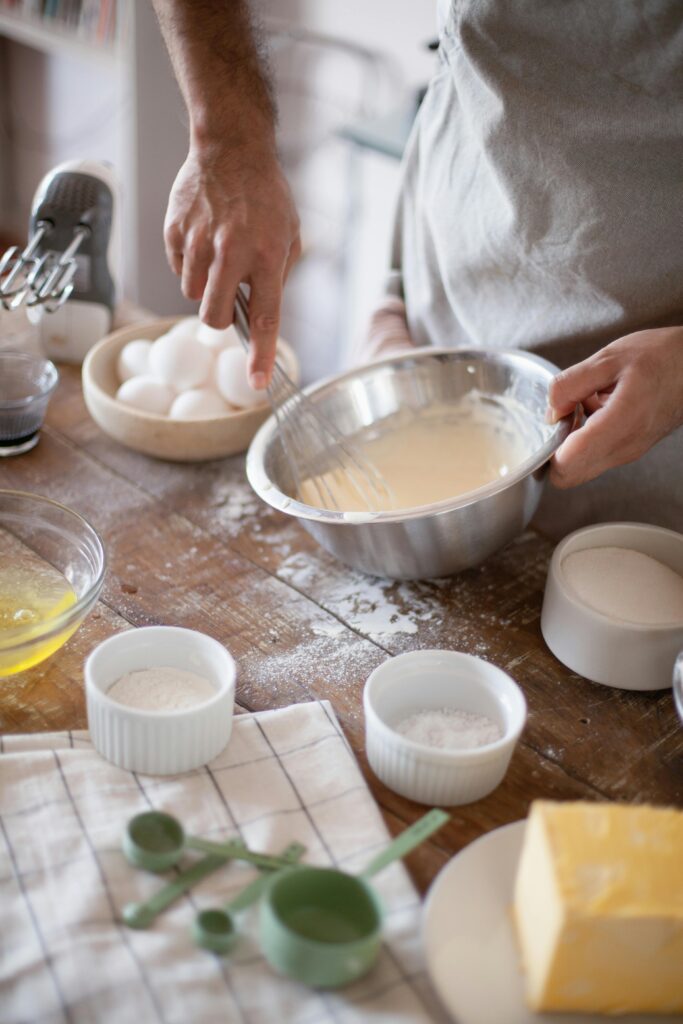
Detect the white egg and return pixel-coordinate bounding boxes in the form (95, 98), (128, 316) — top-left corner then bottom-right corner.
(116, 376), (175, 416)
(117, 339), (153, 383)
(167, 316), (201, 340)
(197, 322), (240, 351)
(148, 331), (214, 391)
(169, 388), (231, 420)
(215, 347), (268, 408)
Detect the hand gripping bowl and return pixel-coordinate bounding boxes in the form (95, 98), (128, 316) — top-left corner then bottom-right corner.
(246, 349), (572, 579)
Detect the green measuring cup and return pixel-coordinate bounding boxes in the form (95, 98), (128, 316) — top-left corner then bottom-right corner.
(192, 841), (306, 955)
(123, 811), (297, 873)
(259, 808), (449, 989)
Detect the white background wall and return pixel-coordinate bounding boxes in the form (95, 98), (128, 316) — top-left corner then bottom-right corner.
(0, 40), (119, 238)
(258, 0), (435, 89)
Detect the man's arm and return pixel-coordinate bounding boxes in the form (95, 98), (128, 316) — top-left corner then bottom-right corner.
(151, 0), (301, 387)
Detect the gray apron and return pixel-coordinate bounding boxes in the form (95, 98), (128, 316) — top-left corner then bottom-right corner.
(390, 0), (683, 538)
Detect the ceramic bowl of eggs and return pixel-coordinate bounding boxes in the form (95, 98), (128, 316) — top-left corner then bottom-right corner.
(82, 316), (298, 461)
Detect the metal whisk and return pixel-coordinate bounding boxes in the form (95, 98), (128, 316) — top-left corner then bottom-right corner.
(0, 220), (86, 313)
(233, 286), (394, 512)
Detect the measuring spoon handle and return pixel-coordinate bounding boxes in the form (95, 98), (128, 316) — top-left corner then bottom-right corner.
(226, 841), (306, 914)
(187, 835), (296, 871)
(123, 854), (227, 928)
(360, 809), (449, 881)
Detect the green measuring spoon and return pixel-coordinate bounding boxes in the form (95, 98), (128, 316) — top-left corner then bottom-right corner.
(122, 853), (227, 929)
(123, 811), (298, 873)
(259, 808), (449, 989)
(192, 841), (306, 955)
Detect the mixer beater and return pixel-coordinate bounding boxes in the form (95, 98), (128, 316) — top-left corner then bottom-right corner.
(0, 220), (86, 313)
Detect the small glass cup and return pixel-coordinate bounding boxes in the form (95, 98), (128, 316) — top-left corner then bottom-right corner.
(0, 350), (59, 456)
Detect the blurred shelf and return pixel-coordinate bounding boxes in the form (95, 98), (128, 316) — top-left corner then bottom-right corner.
(0, 10), (119, 67)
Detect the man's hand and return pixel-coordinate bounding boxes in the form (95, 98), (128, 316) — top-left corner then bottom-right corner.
(152, 0), (301, 387)
(548, 327), (683, 488)
(361, 296), (417, 363)
(165, 143), (300, 389)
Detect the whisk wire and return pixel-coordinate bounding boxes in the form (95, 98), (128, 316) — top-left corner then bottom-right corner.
(269, 361), (393, 510)
(233, 286), (395, 513)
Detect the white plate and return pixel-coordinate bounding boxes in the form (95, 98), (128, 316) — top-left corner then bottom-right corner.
(422, 821), (679, 1024)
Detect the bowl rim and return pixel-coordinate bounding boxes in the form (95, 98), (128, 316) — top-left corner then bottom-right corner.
(363, 649), (527, 764)
(0, 488), (106, 651)
(82, 318), (298, 426)
(84, 625), (237, 719)
(550, 521), (683, 633)
(0, 350), (59, 409)
(246, 347), (573, 525)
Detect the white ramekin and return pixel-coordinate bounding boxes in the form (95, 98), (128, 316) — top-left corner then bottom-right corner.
(85, 626), (236, 774)
(541, 522), (683, 692)
(363, 650), (527, 806)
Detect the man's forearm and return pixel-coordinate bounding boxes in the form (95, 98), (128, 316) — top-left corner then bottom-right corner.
(151, 0), (277, 153)
(152, 0), (301, 379)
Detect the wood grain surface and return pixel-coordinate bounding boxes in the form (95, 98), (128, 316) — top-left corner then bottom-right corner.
(1, 365), (681, 892)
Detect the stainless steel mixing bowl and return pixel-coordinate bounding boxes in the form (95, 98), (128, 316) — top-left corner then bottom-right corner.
(246, 349), (572, 580)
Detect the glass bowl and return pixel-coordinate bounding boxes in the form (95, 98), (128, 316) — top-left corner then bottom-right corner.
(674, 651), (683, 725)
(0, 490), (106, 676)
(0, 350), (59, 456)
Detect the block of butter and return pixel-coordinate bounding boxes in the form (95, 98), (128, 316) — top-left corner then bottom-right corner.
(513, 800), (683, 1014)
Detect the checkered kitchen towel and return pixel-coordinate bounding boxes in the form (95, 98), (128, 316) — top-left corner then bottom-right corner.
(0, 701), (447, 1024)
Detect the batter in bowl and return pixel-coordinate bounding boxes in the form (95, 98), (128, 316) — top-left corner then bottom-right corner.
(298, 391), (542, 513)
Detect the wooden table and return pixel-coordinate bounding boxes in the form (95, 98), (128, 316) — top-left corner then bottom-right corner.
(2, 365), (682, 893)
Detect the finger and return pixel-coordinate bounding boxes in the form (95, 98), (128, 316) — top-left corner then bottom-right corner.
(582, 392), (610, 416)
(164, 221), (184, 278)
(283, 233), (302, 283)
(547, 349), (618, 423)
(181, 232), (212, 302)
(549, 381), (639, 488)
(366, 299), (413, 362)
(169, 251), (183, 277)
(247, 268), (284, 388)
(199, 254), (239, 330)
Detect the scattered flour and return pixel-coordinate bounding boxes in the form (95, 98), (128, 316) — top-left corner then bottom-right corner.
(209, 478), (264, 535)
(311, 619), (347, 639)
(277, 551), (440, 638)
(239, 632), (382, 697)
(256, 525), (295, 561)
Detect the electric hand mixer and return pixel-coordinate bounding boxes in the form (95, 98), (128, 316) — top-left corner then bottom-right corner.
(0, 160), (117, 363)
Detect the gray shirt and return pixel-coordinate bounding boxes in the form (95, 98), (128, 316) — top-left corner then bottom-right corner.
(390, 0), (683, 536)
